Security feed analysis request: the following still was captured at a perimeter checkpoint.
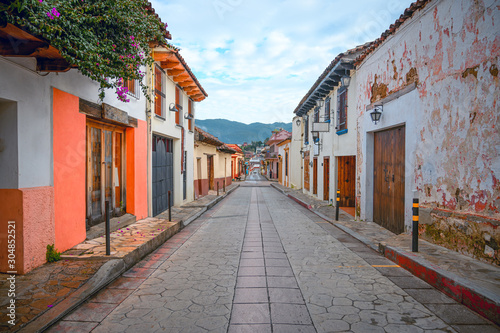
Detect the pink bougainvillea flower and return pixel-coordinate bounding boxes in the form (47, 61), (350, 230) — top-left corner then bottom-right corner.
(130, 36), (135, 40)
(47, 305), (53, 308)
(39, 0), (43, 3)
(51, 7), (60, 18)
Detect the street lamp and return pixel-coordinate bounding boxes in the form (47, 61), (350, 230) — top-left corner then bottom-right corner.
(341, 76), (351, 87)
(370, 105), (383, 124)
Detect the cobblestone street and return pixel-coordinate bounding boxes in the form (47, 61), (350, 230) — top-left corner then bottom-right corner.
(48, 184), (498, 332)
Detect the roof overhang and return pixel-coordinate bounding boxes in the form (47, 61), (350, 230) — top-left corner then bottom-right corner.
(294, 60), (354, 117)
(0, 23), (74, 72)
(153, 48), (207, 102)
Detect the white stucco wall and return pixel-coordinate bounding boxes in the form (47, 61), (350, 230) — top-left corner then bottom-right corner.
(290, 116), (303, 189)
(150, 67), (196, 206)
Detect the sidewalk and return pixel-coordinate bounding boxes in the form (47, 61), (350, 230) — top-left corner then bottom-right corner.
(0, 184), (239, 333)
(270, 182), (500, 327)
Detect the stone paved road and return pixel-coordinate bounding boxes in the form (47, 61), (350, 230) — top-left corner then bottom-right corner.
(49, 186), (498, 332)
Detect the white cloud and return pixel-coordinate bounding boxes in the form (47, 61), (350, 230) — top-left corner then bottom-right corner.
(149, 0), (413, 124)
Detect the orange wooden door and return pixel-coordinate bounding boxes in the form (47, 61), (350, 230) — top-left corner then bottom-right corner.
(373, 126), (405, 234)
(323, 157), (330, 201)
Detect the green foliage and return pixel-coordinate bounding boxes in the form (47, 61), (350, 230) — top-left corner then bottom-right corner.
(1, 0), (171, 101)
(46, 244), (61, 263)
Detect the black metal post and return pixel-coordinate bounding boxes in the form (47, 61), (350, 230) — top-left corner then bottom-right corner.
(412, 198), (419, 252)
(217, 182), (219, 196)
(335, 189), (340, 221)
(168, 191), (172, 222)
(223, 180), (226, 192)
(105, 201), (110, 256)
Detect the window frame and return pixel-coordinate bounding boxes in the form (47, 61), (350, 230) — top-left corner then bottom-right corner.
(313, 106), (320, 123)
(337, 87), (348, 132)
(154, 65), (165, 118)
(125, 79), (140, 99)
(175, 86), (183, 125)
(188, 99), (194, 131)
(324, 97), (331, 123)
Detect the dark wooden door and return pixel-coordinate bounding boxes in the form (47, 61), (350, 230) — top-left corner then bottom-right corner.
(374, 126), (405, 234)
(208, 156), (214, 190)
(338, 156), (356, 207)
(152, 135), (173, 216)
(313, 158), (318, 195)
(323, 157), (330, 201)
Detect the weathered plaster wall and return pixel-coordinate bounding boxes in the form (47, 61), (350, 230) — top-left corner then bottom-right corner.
(356, 0), (500, 264)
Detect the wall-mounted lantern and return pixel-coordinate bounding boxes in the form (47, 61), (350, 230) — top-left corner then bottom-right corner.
(169, 103), (179, 112)
(316, 99), (324, 108)
(295, 118), (301, 126)
(341, 76), (351, 87)
(370, 105), (383, 124)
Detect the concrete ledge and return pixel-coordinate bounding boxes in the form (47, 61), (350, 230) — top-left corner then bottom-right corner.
(383, 245), (500, 326)
(286, 193), (312, 209)
(21, 259), (126, 333)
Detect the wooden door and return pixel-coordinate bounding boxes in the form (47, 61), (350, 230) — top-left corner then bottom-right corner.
(304, 153), (310, 191)
(373, 126), (405, 234)
(87, 121), (124, 226)
(338, 156), (356, 207)
(208, 156), (214, 190)
(323, 157), (330, 201)
(313, 158), (318, 195)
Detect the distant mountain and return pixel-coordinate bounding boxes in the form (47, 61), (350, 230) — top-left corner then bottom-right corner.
(195, 119), (292, 145)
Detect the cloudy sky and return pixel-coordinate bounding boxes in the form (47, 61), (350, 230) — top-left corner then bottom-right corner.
(149, 0), (413, 124)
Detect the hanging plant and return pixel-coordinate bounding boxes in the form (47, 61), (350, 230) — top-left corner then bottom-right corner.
(0, 0), (174, 102)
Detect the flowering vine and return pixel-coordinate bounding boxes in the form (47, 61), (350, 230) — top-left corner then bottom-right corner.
(0, 0), (172, 102)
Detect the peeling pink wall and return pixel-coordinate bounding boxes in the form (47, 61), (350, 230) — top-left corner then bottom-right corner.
(356, 0), (499, 263)
(21, 187), (55, 273)
(0, 187), (55, 274)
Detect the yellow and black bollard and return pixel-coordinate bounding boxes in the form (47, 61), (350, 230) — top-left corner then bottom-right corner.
(335, 189), (340, 221)
(412, 198), (419, 252)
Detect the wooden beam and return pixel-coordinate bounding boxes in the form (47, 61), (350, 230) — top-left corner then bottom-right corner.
(178, 81), (196, 88)
(161, 60), (181, 69)
(37, 58), (72, 72)
(167, 69), (185, 76)
(0, 38), (49, 56)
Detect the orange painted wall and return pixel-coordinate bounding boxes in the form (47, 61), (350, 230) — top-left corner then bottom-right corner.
(52, 88), (86, 252)
(126, 120), (148, 220)
(0, 190), (24, 274)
